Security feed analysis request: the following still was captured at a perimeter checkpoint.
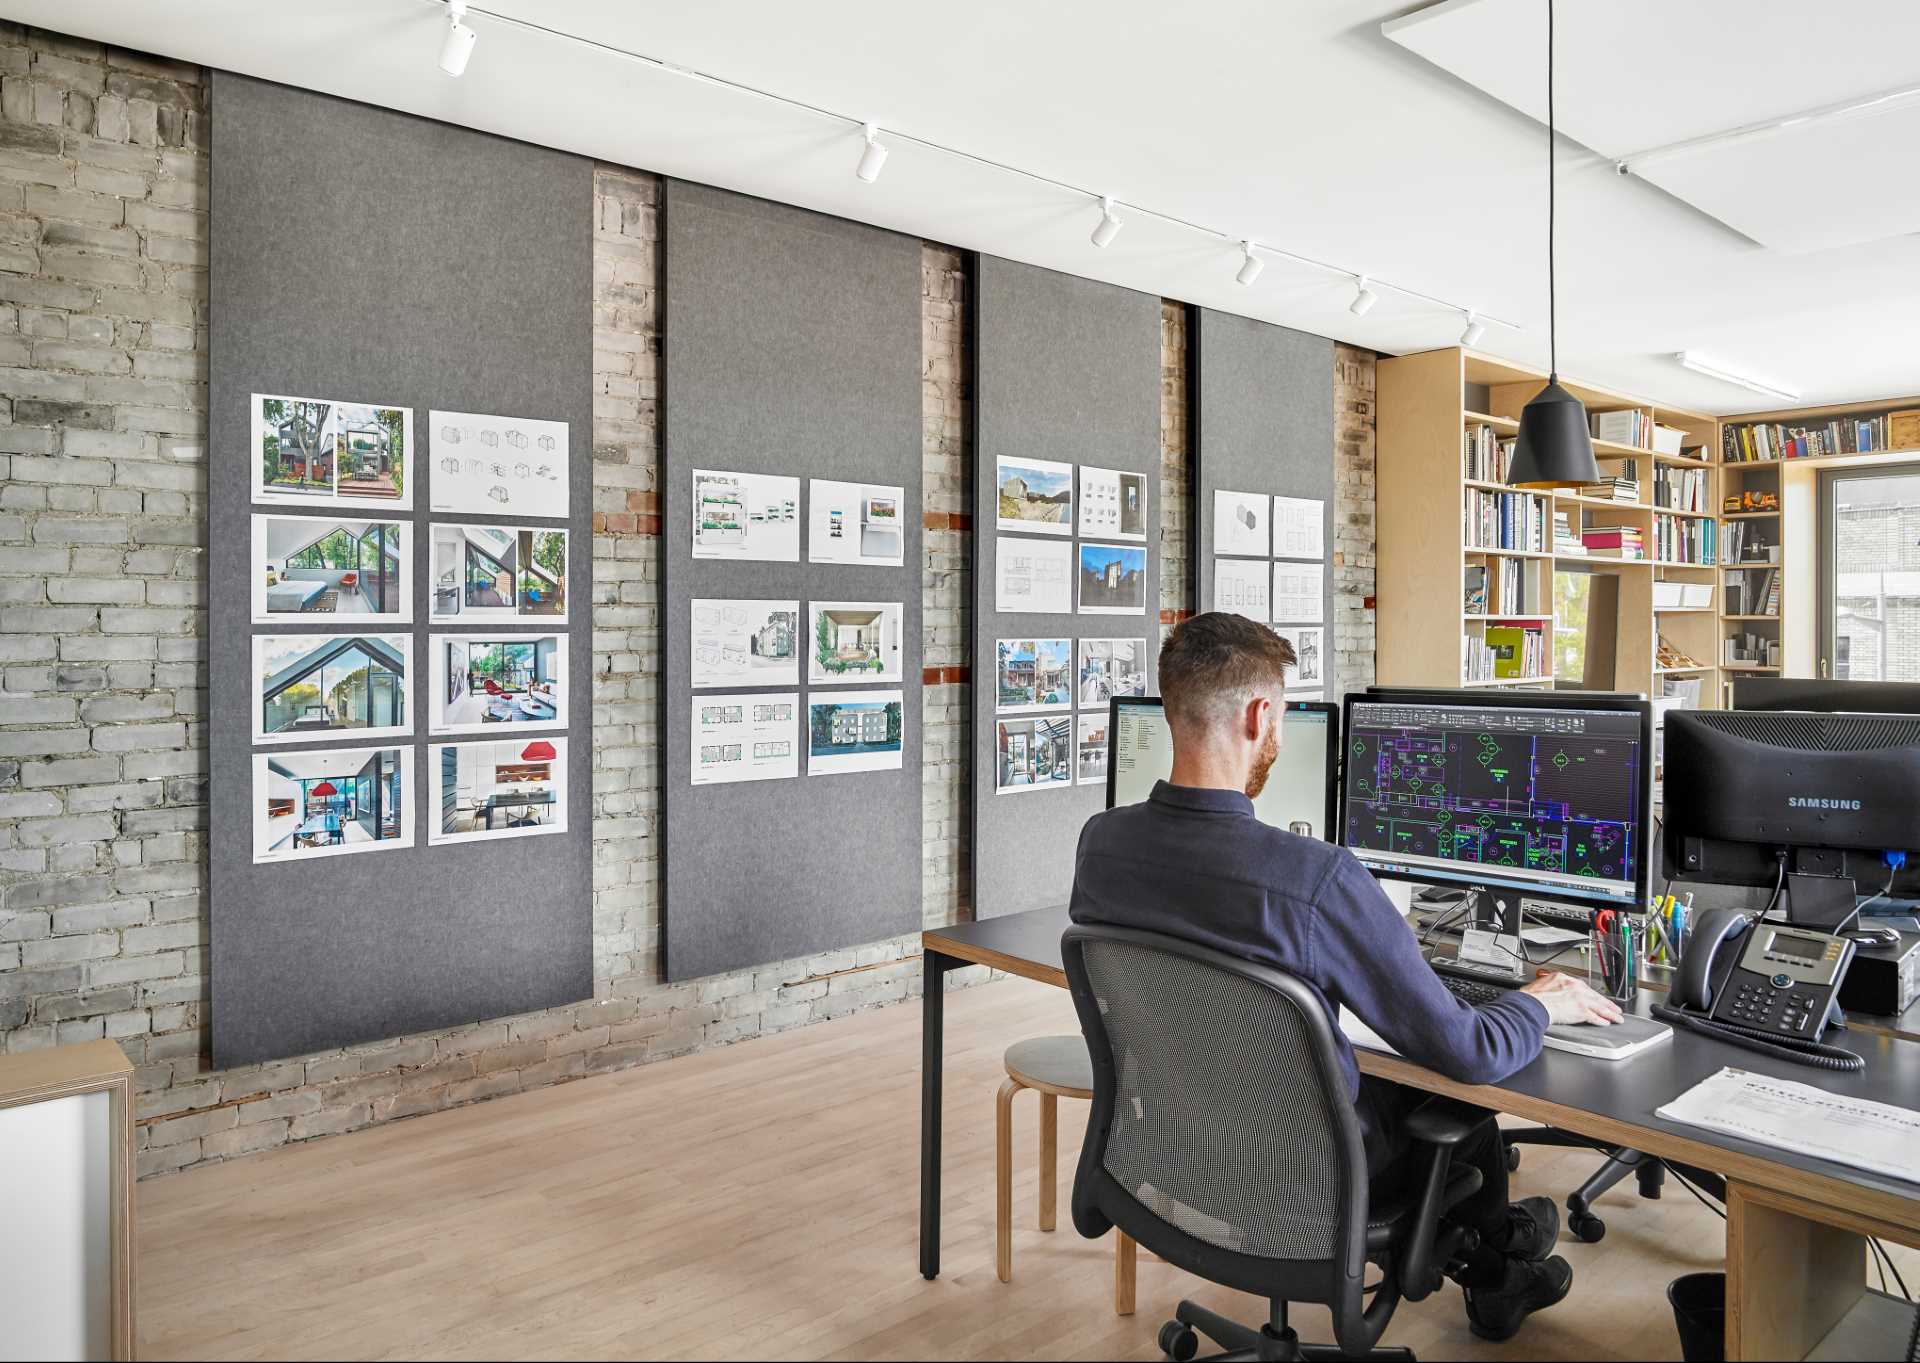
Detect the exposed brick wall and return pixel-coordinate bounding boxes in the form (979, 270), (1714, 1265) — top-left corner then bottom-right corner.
(1333, 343), (1377, 696)
(1158, 300), (1191, 632)
(0, 23), (1374, 1177)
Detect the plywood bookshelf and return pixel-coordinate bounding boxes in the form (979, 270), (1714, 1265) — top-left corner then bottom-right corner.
(1378, 348), (1721, 702)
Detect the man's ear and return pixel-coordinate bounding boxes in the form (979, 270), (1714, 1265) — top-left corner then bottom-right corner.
(1243, 694), (1270, 742)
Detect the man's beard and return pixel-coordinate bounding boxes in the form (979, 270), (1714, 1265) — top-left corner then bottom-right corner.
(1244, 716), (1280, 799)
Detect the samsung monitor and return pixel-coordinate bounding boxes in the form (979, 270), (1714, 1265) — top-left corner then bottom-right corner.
(1105, 696), (1339, 841)
(1663, 709), (1920, 928)
(1731, 676), (1920, 716)
(1340, 689), (1653, 951)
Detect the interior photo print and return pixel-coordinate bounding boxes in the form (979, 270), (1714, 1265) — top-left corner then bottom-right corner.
(1076, 542), (1148, 614)
(250, 514), (409, 622)
(995, 637), (1072, 712)
(1075, 713), (1110, 785)
(251, 392), (412, 509)
(429, 523), (568, 623)
(807, 690), (904, 775)
(807, 600), (904, 684)
(1077, 637), (1148, 708)
(428, 634), (566, 735)
(252, 746), (412, 864)
(995, 714), (1074, 793)
(995, 455), (1074, 535)
(250, 633), (410, 746)
(430, 738), (568, 845)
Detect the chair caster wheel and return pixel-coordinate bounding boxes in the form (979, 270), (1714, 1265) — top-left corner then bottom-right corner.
(1159, 1321), (1199, 1361)
(1505, 1144), (1522, 1172)
(1570, 1212), (1606, 1243)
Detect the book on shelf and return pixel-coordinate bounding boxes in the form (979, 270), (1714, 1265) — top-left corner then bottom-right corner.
(1465, 624), (1546, 682)
(1463, 423), (1517, 483)
(1653, 513), (1716, 564)
(1722, 412), (1896, 462)
(1581, 527), (1645, 559)
(1464, 488), (1549, 553)
(1577, 477), (1640, 503)
(1654, 464), (1708, 513)
(1464, 564), (1488, 615)
(1552, 511), (1586, 556)
(1591, 409), (1651, 448)
(1493, 557), (1538, 614)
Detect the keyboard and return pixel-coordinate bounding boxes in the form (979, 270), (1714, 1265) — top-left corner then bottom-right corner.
(1437, 973), (1509, 1007)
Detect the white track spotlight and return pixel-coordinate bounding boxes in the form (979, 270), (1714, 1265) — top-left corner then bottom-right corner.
(1459, 311), (1486, 347)
(1349, 276), (1378, 317)
(1090, 197), (1123, 248)
(440, 0), (476, 76)
(855, 124), (888, 183)
(1235, 241), (1264, 286)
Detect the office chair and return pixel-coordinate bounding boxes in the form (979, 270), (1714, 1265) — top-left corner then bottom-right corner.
(1064, 925), (1490, 1362)
(1500, 1130), (1725, 1242)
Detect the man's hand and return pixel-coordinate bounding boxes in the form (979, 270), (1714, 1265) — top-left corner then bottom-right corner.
(1519, 970), (1623, 1027)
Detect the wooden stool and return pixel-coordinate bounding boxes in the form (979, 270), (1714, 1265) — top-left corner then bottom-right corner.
(996, 1034), (1137, 1315)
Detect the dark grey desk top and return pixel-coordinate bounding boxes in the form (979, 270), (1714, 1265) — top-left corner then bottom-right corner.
(925, 904), (1920, 1227)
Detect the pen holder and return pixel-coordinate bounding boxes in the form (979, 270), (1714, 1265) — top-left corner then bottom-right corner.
(1587, 929), (1636, 1003)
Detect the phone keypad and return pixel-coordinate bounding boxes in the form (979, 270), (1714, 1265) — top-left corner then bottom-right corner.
(1727, 980), (1819, 1034)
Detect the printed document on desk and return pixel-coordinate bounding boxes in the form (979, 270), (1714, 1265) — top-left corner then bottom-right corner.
(1657, 1067), (1920, 1184)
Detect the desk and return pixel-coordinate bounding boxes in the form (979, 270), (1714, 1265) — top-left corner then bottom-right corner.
(481, 789), (554, 829)
(921, 905), (1920, 1361)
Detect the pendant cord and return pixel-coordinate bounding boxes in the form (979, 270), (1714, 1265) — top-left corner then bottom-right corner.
(1547, 0), (1557, 380)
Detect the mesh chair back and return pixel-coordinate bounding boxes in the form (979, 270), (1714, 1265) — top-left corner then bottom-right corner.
(1065, 925), (1370, 1286)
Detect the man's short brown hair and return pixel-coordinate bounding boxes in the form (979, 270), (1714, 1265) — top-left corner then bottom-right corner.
(1157, 612), (1297, 733)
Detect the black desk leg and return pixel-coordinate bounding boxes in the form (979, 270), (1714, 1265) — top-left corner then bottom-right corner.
(920, 948), (955, 1280)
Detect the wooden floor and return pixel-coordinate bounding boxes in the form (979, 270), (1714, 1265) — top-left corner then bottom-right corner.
(137, 977), (1917, 1361)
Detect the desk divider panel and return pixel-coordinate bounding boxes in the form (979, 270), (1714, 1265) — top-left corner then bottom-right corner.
(661, 181), (923, 981)
(972, 258), (1163, 919)
(1194, 310), (1336, 694)
(208, 74), (593, 1067)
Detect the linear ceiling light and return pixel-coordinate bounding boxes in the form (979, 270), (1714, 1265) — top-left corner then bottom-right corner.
(855, 123), (888, 183)
(1674, 351), (1800, 403)
(1090, 197), (1123, 248)
(1348, 277), (1377, 317)
(440, 0), (476, 76)
(1235, 241), (1264, 286)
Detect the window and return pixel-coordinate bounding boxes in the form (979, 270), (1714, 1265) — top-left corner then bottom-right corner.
(465, 540), (511, 607)
(1821, 464), (1920, 681)
(288, 527), (358, 570)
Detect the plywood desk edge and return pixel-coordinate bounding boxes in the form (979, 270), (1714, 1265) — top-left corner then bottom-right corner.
(0, 1037), (135, 1108)
(922, 929), (1068, 989)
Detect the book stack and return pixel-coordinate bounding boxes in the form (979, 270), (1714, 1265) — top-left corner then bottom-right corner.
(1654, 464), (1708, 513)
(1653, 514), (1716, 564)
(1592, 409), (1651, 448)
(1582, 526), (1645, 559)
(1553, 511), (1585, 557)
(1722, 414), (1893, 462)
(1577, 475), (1640, 503)
(1463, 423), (1517, 483)
(1465, 625), (1546, 682)
(1464, 489), (1549, 553)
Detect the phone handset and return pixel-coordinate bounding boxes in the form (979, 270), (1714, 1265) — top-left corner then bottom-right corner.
(1650, 907), (1864, 1072)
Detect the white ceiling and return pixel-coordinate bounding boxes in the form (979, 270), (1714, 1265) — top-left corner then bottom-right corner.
(14, 0), (1920, 414)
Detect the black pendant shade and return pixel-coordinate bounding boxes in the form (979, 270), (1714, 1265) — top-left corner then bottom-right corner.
(1506, 378), (1599, 489)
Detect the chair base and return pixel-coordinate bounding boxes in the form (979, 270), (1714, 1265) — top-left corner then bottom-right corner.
(1160, 1300), (1415, 1363)
(1504, 1130), (1728, 1243)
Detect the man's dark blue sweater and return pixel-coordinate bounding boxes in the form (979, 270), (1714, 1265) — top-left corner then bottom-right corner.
(1068, 780), (1549, 1155)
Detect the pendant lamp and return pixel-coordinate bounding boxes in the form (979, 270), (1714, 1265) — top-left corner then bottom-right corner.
(1505, 0), (1599, 490)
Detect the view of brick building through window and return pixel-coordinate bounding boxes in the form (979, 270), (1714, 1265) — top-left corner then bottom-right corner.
(1831, 470), (1920, 681)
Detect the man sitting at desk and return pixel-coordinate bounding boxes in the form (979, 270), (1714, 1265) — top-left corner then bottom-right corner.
(1070, 612), (1622, 1342)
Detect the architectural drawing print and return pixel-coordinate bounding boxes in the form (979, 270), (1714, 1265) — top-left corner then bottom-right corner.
(428, 409), (569, 518)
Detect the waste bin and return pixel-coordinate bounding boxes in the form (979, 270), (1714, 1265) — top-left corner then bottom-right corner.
(1668, 1272), (1726, 1363)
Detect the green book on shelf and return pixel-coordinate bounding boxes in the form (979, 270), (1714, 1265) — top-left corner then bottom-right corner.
(1486, 625), (1526, 679)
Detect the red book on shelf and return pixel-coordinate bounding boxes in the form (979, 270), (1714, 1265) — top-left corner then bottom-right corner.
(1581, 530), (1642, 548)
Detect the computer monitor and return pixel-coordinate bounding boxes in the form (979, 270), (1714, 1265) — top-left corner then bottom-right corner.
(1105, 696), (1339, 840)
(1340, 689), (1653, 941)
(1663, 709), (1920, 928)
(1731, 675), (1920, 716)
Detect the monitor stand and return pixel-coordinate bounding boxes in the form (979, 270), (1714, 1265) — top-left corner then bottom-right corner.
(1429, 885), (1530, 986)
(1783, 872), (1859, 933)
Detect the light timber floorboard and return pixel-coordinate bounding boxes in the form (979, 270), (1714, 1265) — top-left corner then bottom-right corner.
(136, 978), (1918, 1361)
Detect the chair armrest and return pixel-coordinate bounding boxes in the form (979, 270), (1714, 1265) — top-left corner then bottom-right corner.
(1402, 1097), (1488, 1148)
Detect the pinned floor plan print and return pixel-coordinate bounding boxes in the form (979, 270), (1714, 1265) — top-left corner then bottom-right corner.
(253, 746), (412, 864)
(1273, 495), (1326, 560)
(808, 479), (905, 567)
(428, 634), (565, 736)
(995, 537), (1073, 614)
(995, 714), (1074, 792)
(1077, 638), (1148, 709)
(252, 393), (414, 510)
(807, 690), (904, 775)
(996, 637), (1073, 713)
(691, 599), (800, 689)
(996, 456), (1074, 535)
(428, 409), (569, 519)
(1272, 560), (1324, 625)
(429, 738), (568, 845)
(429, 523), (568, 623)
(251, 514), (410, 623)
(1078, 466), (1147, 541)
(1214, 557), (1271, 622)
(807, 601), (904, 684)
(251, 633), (410, 746)
(691, 692), (799, 785)
(692, 469), (801, 562)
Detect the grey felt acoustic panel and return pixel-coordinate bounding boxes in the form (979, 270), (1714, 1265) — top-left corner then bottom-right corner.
(208, 74), (593, 1067)
(661, 180), (923, 981)
(1193, 309), (1336, 661)
(972, 258), (1163, 919)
